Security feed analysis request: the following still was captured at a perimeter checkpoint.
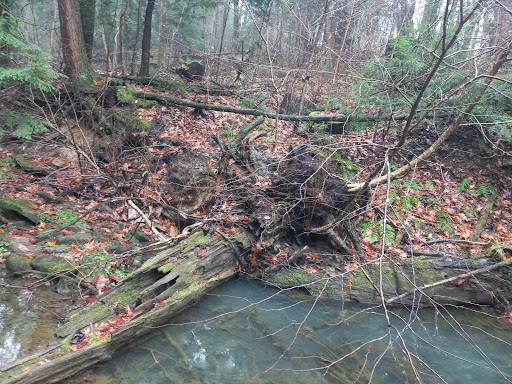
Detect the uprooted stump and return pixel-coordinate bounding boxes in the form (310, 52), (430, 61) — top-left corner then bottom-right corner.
(0, 230), (241, 384)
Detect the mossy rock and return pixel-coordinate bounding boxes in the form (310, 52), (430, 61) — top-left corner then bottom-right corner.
(0, 197), (40, 224)
(5, 255), (32, 273)
(56, 232), (95, 245)
(31, 254), (74, 273)
(126, 228), (150, 243)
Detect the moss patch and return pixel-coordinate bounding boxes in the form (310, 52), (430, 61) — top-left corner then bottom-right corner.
(0, 197), (40, 224)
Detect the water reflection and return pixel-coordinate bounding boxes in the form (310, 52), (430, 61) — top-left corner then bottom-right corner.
(73, 279), (512, 383)
(0, 277), (65, 368)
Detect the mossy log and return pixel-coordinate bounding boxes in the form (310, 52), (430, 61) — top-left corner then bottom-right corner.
(264, 256), (512, 312)
(0, 230), (240, 384)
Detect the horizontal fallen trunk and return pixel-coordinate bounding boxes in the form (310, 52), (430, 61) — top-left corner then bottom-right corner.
(0, 230), (240, 384)
(132, 91), (451, 124)
(264, 256), (512, 312)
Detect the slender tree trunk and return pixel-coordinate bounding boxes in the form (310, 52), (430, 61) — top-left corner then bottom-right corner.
(395, 0), (415, 36)
(232, 0), (240, 50)
(215, 0), (230, 78)
(157, 0), (167, 69)
(130, 0), (144, 76)
(167, 1), (187, 68)
(58, 0), (93, 86)
(112, 0), (120, 70)
(78, 0), (95, 62)
(118, 0), (130, 74)
(98, 0), (111, 73)
(138, 0), (155, 77)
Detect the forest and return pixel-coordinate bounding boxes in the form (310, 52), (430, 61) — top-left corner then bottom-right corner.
(1, 0), (512, 383)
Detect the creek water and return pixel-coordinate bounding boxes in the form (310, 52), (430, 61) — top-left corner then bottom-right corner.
(2, 276), (512, 383)
(68, 279), (512, 384)
(0, 276), (67, 368)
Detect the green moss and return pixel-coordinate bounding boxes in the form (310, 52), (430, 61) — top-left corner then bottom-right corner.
(113, 111), (150, 133)
(60, 339), (72, 353)
(12, 155), (44, 170)
(158, 263), (176, 273)
(31, 255), (74, 273)
(90, 329), (111, 345)
(0, 196), (40, 223)
(117, 85), (136, 104)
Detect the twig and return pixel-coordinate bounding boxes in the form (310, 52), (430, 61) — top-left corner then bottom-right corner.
(421, 239), (486, 246)
(127, 199), (167, 241)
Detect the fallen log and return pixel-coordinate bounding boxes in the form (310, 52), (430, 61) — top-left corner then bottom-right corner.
(132, 91), (451, 124)
(264, 255), (512, 312)
(0, 230), (241, 384)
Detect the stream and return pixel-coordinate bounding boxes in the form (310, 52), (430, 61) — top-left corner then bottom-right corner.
(67, 279), (512, 384)
(2, 277), (512, 383)
(0, 276), (67, 368)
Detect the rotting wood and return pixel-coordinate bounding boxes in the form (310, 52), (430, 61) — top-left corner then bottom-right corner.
(132, 91), (451, 124)
(0, 230), (239, 384)
(386, 256), (512, 304)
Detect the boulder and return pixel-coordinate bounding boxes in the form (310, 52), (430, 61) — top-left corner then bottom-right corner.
(0, 197), (40, 224)
(176, 61), (205, 81)
(31, 254), (74, 273)
(278, 93), (316, 115)
(7, 237), (38, 255)
(5, 255), (32, 273)
(55, 232), (95, 245)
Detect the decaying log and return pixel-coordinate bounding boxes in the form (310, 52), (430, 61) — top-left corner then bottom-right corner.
(132, 91), (450, 124)
(0, 230), (241, 384)
(264, 255), (512, 312)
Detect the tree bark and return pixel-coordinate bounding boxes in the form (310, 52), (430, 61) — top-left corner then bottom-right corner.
(78, 0), (95, 62)
(117, 0), (130, 74)
(233, 0), (240, 50)
(138, 0), (155, 77)
(58, 0), (94, 86)
(157, 0), (167, 69)
(130, 0), (144, 75)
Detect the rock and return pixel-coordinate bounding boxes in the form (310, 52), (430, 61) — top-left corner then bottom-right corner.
(7, 237), (38, 255)
(56, 278), (73, 295)
(132, 255), (143, 268)
(5, 255), (32, 273)
(51, 158), (66, 168)
(278, 93), (316, 115)
(31, 254), (74, 273)
(42, 246), (71, 254)
(36, 191), (67, 204)
(176, 61), (205, 81)
(13, 155), (51, 175)
(107, 245), (133, 254)
(56, 232), (94, 245)
(126, 228), (151, 244)
(0, 197), (40, 224)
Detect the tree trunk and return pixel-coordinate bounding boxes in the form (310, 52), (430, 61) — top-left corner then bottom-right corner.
(130, 0), (144, 76)
(58, 0), (93, 86)
(232, 0), (240, 50)
(78, 0), (95, 62)
(157, 0), (167, 69)
(98, 0), (111, 72)
(117, 0), (130, 74)
(138, 0), (155, 77)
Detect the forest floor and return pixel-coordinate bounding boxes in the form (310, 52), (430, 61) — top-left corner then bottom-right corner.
(1, 76), (512, 300)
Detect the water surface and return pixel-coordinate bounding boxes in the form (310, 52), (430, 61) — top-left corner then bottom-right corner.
(71, 279), (512, 383)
